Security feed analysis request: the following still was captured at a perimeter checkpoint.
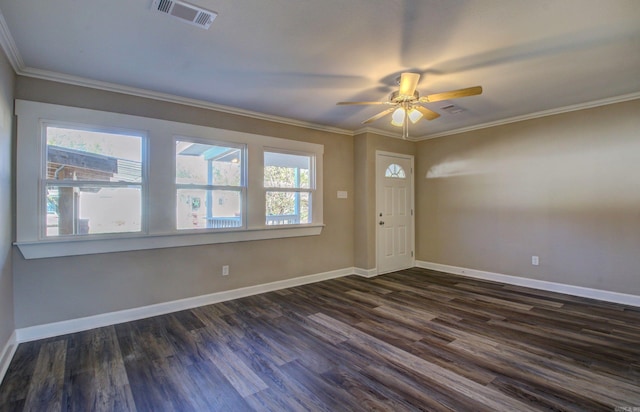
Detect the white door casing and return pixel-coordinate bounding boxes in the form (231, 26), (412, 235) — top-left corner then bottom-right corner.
(376, 152), (414, 274)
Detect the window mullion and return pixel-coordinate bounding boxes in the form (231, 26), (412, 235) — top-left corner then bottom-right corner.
(175, 183), (240, 191)
(44, 180), (142, 188)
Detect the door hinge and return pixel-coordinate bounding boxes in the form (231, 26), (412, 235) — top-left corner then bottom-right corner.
(411, 209), (413, 216)
(411, 251), (414, 257)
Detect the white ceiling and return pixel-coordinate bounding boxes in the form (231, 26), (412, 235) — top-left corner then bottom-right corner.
(0, 0), (639, 139)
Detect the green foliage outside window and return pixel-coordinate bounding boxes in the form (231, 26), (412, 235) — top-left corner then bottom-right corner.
(265, 166), (310, 222)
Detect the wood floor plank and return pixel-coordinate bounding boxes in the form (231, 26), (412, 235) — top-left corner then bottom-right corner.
(0, 341), (41, 409)
(22, 339), (67, 412)
(449, 333), (640, 406)
(320, 366), (411, 412)
(408, 339), (498, 386)
(486, 375), (606, 412)
(2, 267), (639, 411)
(309, 312), (538, 411)
(359, 361), (482, 412)
(223, 312), (298, 366)
(62, 327), (136, 412)
(194, 328), (268, 397)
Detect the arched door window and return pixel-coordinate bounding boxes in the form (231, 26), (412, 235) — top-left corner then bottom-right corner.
(385, 163), (406, 179)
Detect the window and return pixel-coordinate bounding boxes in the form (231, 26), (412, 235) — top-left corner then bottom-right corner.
(44, 125), (144, 237)
(176, 139), (245, 230)
(15, 100), (323, 258)
(385, 163), (406, 179)
(264, 151), (314, 225)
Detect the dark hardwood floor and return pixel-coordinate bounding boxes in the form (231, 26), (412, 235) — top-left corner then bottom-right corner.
(1, 267), (639, 411)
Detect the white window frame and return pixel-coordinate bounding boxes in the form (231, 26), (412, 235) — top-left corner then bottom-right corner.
(174, 136), (247, 232)
(15, 100), (324, 259)
(41, 122), (147, 239)
(263, 148), (316, 226)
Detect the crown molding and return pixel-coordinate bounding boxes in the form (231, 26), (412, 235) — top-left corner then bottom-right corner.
(415, 91), (640, 141)
(0, 9), (23, 72)
(19, 67), (355, 137)
(352, 126), (403, 139)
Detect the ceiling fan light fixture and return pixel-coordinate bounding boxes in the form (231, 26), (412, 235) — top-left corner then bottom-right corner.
(408, 108), (423, 124)
(336, 72), (482, 138)
(391, 108), (405, 126)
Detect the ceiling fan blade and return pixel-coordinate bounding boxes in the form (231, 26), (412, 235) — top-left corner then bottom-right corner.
(414, 105), (441, 121)
(336, 101), (388, 105)
(398, 73), (420, 97)
(422, 86), (483, 103)
(362, 107), (396, 124)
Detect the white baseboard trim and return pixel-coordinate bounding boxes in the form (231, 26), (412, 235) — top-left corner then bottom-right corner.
(416, 260), (640, 307)
(354, 267), (378, 278)
(0, 330), (17, 384)
(16, 267), (355, 343)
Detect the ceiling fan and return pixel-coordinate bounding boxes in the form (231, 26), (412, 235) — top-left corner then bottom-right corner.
(337, 73), (482, 139)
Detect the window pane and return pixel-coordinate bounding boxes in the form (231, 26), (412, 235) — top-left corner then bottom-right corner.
(177, 189), (242, 230)
(46, 126), (142, 182)
(46, 185), (141, 236)
(266, 191), (310, 225)
(176, 141), (242, 186)
(264, 152), (311, 189)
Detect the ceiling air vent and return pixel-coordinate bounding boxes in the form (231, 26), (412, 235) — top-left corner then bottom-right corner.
(440, 104), (465, 115)
(151, 0), (217, 29)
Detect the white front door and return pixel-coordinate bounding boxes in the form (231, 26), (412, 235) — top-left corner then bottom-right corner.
(376, 152), (414, 274)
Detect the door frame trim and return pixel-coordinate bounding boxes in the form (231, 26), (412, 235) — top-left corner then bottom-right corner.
(375, 150), (415, 275)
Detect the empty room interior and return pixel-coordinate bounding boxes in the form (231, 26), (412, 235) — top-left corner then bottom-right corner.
(0, 1), (639, 410)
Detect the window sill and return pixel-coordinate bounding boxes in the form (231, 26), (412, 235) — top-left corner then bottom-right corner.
(15, 225), (324, 259)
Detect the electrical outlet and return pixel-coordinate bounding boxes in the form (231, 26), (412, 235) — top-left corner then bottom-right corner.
(222, 265), (229, 276)
(531, 256), (539, 266)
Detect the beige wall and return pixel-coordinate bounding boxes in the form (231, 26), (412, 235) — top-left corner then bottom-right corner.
(354, 132), (415, 270)
(9, 75), (640, 329)
(13, 77), (354, 328)
(416, 99), (640, 295)
(0, 52), (15, 352)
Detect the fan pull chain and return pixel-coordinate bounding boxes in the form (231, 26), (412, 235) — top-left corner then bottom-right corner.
(403, 104), (409, 139)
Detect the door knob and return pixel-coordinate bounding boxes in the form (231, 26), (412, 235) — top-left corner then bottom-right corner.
(379, 221), (384, 226)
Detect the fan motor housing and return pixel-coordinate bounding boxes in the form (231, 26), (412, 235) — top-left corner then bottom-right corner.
(390, 90), (420, 103)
